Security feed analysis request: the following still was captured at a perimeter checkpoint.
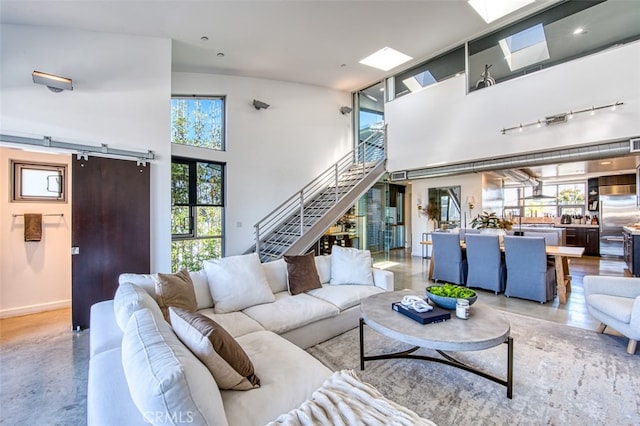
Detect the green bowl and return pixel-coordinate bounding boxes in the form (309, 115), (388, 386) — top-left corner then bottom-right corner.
(426, 285), (478, 310)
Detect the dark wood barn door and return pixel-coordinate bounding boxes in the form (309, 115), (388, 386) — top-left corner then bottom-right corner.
(72, 156), (150, 329)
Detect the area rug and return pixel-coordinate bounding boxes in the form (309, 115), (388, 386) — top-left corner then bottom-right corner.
(307, 312), (640, 426)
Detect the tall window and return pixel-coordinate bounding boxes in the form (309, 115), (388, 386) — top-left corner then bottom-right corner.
(171, 158), (224, 272)
(171, 96), (225, 150)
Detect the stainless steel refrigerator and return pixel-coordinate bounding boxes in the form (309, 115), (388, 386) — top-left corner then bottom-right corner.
(599, 186), (640, 257)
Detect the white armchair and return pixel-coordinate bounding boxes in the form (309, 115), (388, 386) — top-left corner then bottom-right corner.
(583, 275), (640, 354)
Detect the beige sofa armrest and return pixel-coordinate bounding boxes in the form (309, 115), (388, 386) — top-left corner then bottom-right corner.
(372, 268), (394, 291)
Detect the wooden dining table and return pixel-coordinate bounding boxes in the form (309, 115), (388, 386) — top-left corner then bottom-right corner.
(420, 240), (585, 305)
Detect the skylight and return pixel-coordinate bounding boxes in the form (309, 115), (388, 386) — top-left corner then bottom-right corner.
(499, 23), (550, 71)
(359, 47), (413, 71)
(402, 70), (437, 92)
(468, 0), (535, 23)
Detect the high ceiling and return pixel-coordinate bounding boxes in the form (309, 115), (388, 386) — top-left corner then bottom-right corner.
(0, 0), (557, 92)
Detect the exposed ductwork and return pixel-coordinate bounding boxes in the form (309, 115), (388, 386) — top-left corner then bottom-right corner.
(501, 169), (538, 187)
(392, 138), (637, 181)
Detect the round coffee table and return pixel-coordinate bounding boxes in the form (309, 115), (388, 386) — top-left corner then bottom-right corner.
(360, 290), (513, 398)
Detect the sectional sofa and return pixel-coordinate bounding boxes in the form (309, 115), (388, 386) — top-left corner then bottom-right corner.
(86, 248), (434, 425)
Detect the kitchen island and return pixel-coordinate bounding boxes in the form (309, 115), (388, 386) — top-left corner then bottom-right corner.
(623, 226), (640, 276)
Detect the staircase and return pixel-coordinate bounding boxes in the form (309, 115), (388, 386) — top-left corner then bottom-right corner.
(250, 127), (387, 262)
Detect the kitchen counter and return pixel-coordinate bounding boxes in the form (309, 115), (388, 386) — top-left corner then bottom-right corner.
(623, 226), (640, 235)
(555, 223), (599, 229)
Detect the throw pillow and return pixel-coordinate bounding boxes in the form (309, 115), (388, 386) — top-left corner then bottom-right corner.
(284, 252), (322, 295)
(329, 245), (374, 286)
(203, 253), (275, 314)
(113, 282), (164, 331)
(169, 307), (261, 391)
(155, 268), (197, 321)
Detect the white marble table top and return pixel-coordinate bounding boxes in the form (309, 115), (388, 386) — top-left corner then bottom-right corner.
(360, 290), (510, 351)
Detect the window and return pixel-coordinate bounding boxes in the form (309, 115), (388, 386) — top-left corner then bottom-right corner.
(503, 183), (585, 219)
(394, 46), (465, 98)
(171, 96), (225, 150)
(171, 158), (224, 272)
(11, 160), (66, 202)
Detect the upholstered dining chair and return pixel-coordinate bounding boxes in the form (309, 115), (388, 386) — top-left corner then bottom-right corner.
(524, 232), (559, 246)
(431, 232), (467, 285)
(465, 234), (506, 294)
(503, 236), (556, 303)
(583, 275), (640, 354)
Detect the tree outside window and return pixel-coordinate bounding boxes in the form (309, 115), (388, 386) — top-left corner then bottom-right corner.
(171, 97), (225, 150)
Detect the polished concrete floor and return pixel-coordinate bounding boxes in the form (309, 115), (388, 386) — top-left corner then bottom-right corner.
(374, 250), (630, 333)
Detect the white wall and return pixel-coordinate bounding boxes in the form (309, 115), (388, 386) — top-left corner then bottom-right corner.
(172, 72), (352, 255)
(386, 41), (640, 172)
(0, 149), (72, 317)
(410, 174), (483, 257)
(0, 24), (172, 315)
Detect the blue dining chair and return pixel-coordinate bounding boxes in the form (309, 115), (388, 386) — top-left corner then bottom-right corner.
(465, 234), (506, 294)
(431, 232), (467, 284)
(503, 236), (557, 303)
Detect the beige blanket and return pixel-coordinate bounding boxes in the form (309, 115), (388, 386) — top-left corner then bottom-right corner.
(266, 370), (437, 426)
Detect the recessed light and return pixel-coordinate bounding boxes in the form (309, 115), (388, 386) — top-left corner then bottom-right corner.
(600, 161), (612, 165)
(217, 52), (225, 57)
(573, 27), (585, 35)
(200, 36), (209, 41)
(359, 47), (412, 71)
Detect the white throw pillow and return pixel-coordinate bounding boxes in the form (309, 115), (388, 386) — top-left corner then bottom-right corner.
(190, 270), (214, 310)
(204, 253), (275, 314)
(262, 259), (288, 294)
(329, 245), (374, 286)
(118, 273), (157, 298)
(314, 255), (332, 284)
(122, 308), (226, 426)
(113, 282), (163, 331)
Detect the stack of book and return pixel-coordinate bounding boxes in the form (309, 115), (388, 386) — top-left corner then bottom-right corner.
(391, 302), (451, 324)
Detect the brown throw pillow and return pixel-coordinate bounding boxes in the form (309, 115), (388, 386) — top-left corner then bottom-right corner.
(155, 269), (197, 321)
(169, 307), (260, 390)
(284, 252), (322, 295)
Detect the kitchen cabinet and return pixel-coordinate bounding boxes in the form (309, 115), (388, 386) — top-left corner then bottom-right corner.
(562, 226), (600, 256)
(623, 227), (640, 276)
(316, 233), (352, 255)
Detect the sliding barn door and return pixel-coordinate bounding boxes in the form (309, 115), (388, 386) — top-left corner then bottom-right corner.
(71, 156), (150, 329)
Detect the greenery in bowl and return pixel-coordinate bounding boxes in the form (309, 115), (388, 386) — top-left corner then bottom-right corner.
(426, 283), (478, 309)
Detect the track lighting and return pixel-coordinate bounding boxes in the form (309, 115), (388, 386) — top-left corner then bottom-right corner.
(500, 101), (623, 135)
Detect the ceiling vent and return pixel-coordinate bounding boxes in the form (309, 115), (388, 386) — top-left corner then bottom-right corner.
(630, 138), (640, 153)
(390, 171), (407, 181)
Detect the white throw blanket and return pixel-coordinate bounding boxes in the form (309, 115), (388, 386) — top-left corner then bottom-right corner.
(266, 370), (437, 426)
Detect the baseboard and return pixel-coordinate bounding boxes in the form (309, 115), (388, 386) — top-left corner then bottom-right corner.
(0, 300), (71, 319)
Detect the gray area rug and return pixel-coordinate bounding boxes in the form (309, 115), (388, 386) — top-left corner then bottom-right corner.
(307, 312), (640, 426)
(0, 329), (90, 426)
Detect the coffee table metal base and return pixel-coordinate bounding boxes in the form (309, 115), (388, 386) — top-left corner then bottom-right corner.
(359, 318), (514, 399)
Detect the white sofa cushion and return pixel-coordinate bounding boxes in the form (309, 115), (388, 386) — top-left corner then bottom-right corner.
(307, 284), (385, 310)
(118, 273), (157, 297)
(222, 330), (332, 426)
(169, 307), (261, 391)
(190, 270), (215, 310)
(330, 246), (374, 286)
(204, 253), (275, 314)
(314, 255), (332, 284)
(198, 309), (265, 338)
(113, 283), (163, 332)
(242, 292), (339, 334)
(122, 308), (228, 426)
(262, 259), (288, 294)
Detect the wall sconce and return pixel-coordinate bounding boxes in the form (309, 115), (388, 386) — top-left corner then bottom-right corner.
(252, 99), (270, 110)
(32, 70), (73, 93)
(340, 106), (352, 115)
(500, 101), (623, 135)
(416, 198), (423, 210)
(466, 196), (475, 211)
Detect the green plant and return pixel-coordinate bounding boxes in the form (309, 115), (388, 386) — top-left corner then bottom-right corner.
(420, 203), (439, 220)
(427, 283), (476, 299)
(470, 211), (512, 230)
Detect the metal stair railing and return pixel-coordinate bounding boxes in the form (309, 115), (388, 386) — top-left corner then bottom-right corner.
(253, 126), (386, 260)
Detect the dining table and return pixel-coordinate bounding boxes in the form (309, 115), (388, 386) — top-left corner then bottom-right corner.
(420, 239), (585, 305)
